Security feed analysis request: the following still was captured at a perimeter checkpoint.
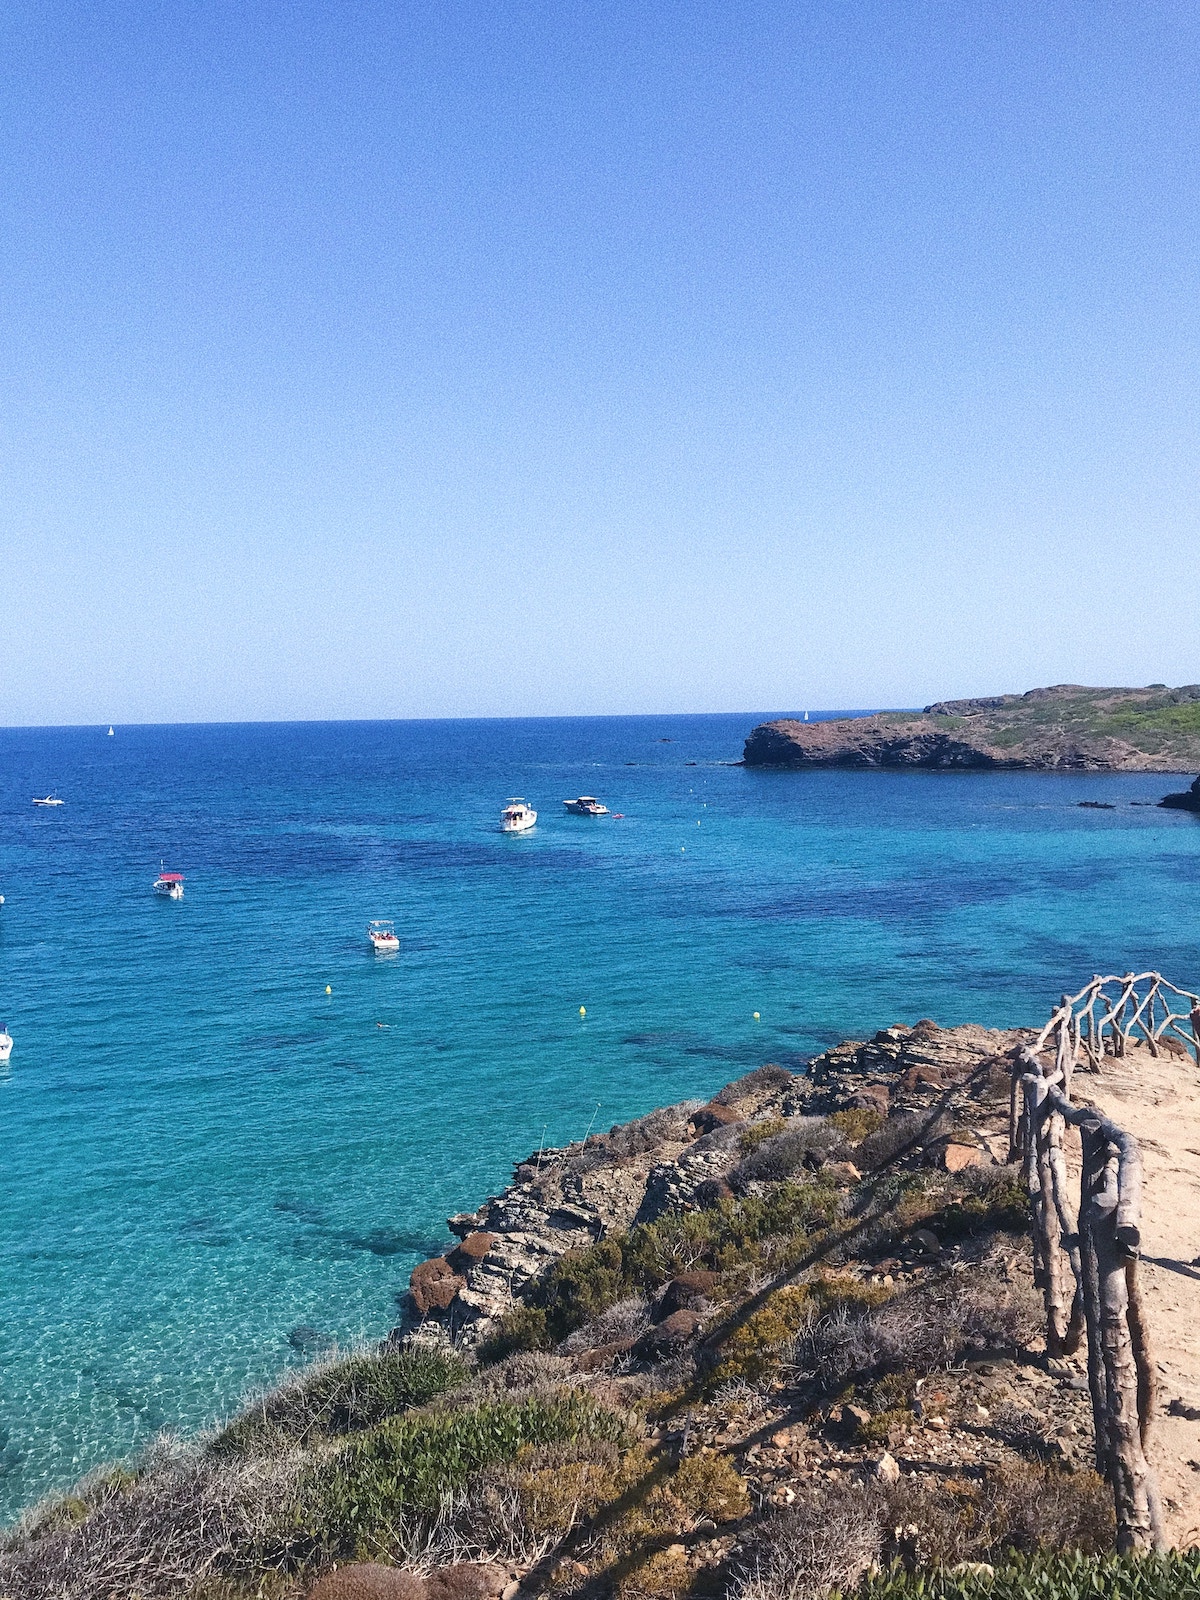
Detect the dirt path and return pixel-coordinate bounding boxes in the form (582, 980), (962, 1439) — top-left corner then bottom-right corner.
(1074, 1042), (1200, 1547)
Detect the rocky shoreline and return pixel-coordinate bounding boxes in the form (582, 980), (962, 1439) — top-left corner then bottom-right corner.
(393, 1021), (1027, 1354)
(11, 1013), (1190, 1600)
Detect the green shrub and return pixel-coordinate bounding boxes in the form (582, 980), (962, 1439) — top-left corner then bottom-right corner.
(931, 1176), (1029, 1241)
(739, 1118), (788, 1154)
(829, 1107), (886, 1144)
(293, 1392), (631, 1558)
(209, 1344), (468, 1455)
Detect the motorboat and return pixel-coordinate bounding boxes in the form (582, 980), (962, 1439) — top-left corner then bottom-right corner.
(32, 794), (64, 807)
(0, 1029), (12, 1062)
(563, 796), (609, 816)
(367, 919), (400, 953)
(500, 798), (537, 833)
(153, 870), (185, 900)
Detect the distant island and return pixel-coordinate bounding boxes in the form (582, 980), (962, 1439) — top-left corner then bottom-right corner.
(743, 683), (1200, 771)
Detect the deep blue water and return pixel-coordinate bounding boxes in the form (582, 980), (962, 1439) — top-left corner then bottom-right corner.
(1, 713), (1198, 1522)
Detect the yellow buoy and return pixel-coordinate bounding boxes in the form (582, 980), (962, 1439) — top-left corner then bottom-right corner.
(753, 1012), (760, 1020)
(579, 1005), (586, 1017)
(325, 985), (332, 995)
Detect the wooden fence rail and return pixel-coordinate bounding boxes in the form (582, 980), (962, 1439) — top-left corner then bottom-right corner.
(1009, 972), (1200, 1554)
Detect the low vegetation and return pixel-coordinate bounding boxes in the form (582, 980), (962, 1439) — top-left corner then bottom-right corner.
(482, 1180), (840, 1359)
(0, 1040), (1166, 1600)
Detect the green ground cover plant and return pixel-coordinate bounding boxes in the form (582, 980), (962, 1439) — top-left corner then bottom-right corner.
(292, 1392), (631, 1559)
(852, 1548), (1200, 1599)
(208, 1344), (468, 1456)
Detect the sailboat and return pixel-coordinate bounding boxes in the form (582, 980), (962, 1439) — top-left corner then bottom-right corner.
(108, 726), (114, 736)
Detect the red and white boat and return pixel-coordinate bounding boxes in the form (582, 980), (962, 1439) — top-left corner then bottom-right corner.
(367, 919), (400, 952)
(153, 870), (185, 900)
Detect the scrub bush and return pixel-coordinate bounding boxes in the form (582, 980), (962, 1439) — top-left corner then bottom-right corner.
(294, 1393), (631, 1559)
(828, 1107), (887, 1144)
(209, 1345), (468, 1456)
(734, 1121), (849, 1184)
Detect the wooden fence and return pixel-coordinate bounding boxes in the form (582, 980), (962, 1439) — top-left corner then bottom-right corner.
(1009, 973), (1200, 1553)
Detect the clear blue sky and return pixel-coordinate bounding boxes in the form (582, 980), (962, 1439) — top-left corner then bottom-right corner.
(2, 1), (1198, 724)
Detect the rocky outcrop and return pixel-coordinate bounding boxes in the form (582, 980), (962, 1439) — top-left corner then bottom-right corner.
(1160, 775), (1200, 812)
(743, 684), (1200, 772)
(393, 1026), (1027, 1349)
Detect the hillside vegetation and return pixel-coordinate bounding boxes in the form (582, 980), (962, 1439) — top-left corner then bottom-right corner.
(3, 1023), (1194, 1600)
(743, 685), (1200, 771)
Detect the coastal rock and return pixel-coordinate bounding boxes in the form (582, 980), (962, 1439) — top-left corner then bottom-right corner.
(392, 1025), (1022, 1352)
(634, 1146), (741, 1224)
(1160, 775), (1200, 812)
(943, 1142), (985, 1173)
(743, 684), (1200, 772)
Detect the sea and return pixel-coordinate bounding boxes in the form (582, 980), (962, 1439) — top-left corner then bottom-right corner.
(1, 713), (1198, 1524)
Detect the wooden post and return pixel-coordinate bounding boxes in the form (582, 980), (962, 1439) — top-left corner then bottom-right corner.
(1080, 1123), (1161, 1552)
(1034, 1088), (1072, 1354)
(1077, 1125), (1109, 1478)
(1191, 1004), (1200, 1071)
(1045, 1109), (1085, 1354)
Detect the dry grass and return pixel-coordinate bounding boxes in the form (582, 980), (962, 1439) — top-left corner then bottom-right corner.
(789, 1273), (1041, 1383)
(0, 1449), (306, 1600)
(734, 1121), (848, 1185)
(561, 1297), (653, 1356)
(711, 1066), (794, 1108)
(731, 1488), (883, 1600)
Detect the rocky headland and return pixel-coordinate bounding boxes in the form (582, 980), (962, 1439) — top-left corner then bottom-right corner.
(1160, 775), (1200, 812)
(743, 684), (1200, 772)
(10, 1016), (1200, 1599)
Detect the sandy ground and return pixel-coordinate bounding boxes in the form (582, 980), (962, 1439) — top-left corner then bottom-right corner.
(1073, 1042), (1200, 1547)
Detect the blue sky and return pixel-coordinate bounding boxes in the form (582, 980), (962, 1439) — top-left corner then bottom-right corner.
(2, 1), (1198, 723)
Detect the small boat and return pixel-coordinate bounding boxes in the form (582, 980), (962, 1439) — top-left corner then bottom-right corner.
(153, 870), (185, 900)
(367, 919), (400, 953)
(563, 796), (609, 816)
(0, 1029), (12, 1062)
(500, 798), (537, 833)
(108, 726), (114, 736)
(32, 794), (64, 807)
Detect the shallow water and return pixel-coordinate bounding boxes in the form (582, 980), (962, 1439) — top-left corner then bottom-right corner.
(1, 714), (1197, 1522)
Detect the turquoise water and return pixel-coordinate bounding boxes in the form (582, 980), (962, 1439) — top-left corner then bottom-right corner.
(1, 714), (1198, 1523)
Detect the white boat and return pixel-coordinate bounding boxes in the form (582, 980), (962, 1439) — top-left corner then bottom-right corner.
(500, 798), (537, 833)
(108, 726), (115, 736)
(153, 870), (185, 900)
(563, 796), (609, 816)
(32, 794), (64, 807)
(0, 1029), (12, 1062)
(367, 919), (400, 952)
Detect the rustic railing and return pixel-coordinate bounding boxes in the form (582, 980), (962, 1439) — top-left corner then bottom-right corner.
(1009, 972), (1200, 1554)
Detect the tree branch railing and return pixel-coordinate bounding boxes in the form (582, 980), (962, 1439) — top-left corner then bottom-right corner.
(1008, 972), (1200, 1554)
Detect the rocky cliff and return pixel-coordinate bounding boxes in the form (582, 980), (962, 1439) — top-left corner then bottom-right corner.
(743, 684), (1200, 772)
(1160, 774), (1200, 812)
